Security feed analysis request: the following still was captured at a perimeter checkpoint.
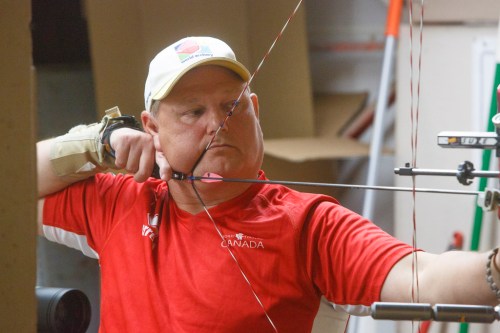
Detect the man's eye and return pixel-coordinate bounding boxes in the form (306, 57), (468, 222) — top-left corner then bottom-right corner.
(184, 108), (204, 117)
(226, 100), (239, 112)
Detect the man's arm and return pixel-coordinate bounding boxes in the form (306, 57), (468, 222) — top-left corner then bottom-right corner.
(37, 138), (76, 198)
(381, 250), (500, 306)
(37, 121), (159, 234)
(37, 127), (156, 198)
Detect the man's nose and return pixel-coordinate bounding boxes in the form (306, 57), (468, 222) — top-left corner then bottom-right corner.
(207, 108), (229, 134)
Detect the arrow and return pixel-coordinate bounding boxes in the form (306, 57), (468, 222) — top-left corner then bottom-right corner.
(172, 172), (480, 196)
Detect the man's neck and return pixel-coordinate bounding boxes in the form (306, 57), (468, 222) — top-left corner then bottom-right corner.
(167, 180), (253, 215)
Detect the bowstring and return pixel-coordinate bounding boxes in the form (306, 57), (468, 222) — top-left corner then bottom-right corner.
(185, 1), (304, 331)
(409, 0), (425, 331)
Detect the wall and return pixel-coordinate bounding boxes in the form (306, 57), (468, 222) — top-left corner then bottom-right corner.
(0, 0), (37, 331)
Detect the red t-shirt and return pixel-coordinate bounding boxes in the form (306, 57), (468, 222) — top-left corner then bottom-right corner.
(43, 171), (413, 332)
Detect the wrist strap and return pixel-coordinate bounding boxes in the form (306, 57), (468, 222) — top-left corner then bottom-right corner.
(100, 115), (143, 158)
(486, 247), (500, 301)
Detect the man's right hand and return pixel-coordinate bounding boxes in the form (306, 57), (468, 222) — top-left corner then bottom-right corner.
(110, 127), (174, 183)
(109, 128), (158, 183)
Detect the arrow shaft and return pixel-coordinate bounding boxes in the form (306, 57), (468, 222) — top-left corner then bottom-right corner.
(191, 176), (480, 196)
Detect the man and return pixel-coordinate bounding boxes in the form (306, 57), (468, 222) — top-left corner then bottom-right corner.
(37, 36), (500, 332)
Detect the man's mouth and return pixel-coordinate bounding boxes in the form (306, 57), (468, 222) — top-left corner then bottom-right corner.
(208, 143), (230, 150)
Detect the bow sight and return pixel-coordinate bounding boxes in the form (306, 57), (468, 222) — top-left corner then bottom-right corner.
(395, 113), (500, 212)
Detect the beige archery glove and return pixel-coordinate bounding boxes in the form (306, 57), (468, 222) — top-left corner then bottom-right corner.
(49, 106), (141, 182)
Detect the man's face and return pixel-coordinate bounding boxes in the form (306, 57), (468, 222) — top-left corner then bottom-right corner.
(152, 65), (263, 179)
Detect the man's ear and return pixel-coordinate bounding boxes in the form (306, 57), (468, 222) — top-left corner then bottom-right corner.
(141, 111), (159, 135)
(141, 111), (169, 180)
(250, 93), (259, 118)
(141, 111), (163, 152)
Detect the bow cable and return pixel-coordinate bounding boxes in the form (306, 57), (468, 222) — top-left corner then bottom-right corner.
(408, 1), (426, 331)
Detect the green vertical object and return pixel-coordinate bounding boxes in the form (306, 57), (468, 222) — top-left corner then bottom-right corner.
(459, 64), (500, 333)
(472, 65), (500, 252)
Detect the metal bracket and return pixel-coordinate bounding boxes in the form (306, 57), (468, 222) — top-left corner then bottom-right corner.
(478, 188), (500, 211)
(394, 161), (500, 186)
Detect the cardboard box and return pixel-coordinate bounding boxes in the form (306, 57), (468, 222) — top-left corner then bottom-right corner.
(263, 93), (372, 196)
(416, 0), (500, 23)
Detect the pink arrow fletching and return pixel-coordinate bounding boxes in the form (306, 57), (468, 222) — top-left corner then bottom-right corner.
(200, 172), (223, 183)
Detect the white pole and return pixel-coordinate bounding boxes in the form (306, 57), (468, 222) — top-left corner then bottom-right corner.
(349, 30), (399, 333)
(362, 35), (397, 221)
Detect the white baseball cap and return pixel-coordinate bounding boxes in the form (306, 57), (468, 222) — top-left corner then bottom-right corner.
(144, 36), (251, 112)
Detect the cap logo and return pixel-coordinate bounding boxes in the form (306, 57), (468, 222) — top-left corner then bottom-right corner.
(175, 39), (213, 62)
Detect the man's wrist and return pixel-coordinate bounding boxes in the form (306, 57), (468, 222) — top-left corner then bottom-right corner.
(100, 114), (143, 158)
(486, 248), (500, 301)
(49, 106), (134, 182)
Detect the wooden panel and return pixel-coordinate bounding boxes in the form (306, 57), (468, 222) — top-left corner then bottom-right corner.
(0, 0), (37, 331)
(84, 0), (145, 117)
